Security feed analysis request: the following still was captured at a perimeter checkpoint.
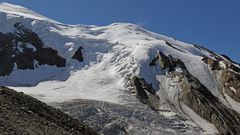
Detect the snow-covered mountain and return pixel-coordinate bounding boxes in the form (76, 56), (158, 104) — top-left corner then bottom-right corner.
(1, 3), (240, 135)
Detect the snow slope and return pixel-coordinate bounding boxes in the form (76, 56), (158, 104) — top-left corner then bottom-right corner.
(1, 3), (239, 134)
(0, 2), (59, 23)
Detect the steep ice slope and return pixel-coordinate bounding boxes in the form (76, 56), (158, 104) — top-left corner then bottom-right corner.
(1, 3), (240, 135)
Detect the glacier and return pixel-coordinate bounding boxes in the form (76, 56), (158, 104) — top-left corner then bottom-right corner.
(1, 2), (240, 135)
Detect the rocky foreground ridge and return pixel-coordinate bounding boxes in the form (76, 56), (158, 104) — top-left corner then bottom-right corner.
(0, 87), (97, 135)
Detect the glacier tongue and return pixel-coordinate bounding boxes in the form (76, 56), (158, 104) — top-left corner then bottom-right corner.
(55, 99), (209, 135)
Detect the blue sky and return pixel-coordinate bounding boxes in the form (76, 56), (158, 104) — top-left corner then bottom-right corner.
(1, 0), (239, 62)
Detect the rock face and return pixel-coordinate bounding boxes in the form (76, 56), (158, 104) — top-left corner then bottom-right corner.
(221, 70), (240, 102)
(179, 76), (240, 135)
(72, 46), (84, 62)
(131, 76), (160, 111)
(0, 23), (66, 76)
(149, 51), (172, 69)
(202, 55), (240, 103)
(0, 87), (97, 135)
(202, 56), (222, 70)
(176, 66), (240, 135)
(145, 51), (240, 135)
(0, 32), (14, 76)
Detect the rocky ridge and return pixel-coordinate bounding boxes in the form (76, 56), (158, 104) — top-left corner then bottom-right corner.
(0, 87), (97, 135)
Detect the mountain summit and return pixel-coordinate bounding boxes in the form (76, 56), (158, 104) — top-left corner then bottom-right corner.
(0, 3), (240, 135)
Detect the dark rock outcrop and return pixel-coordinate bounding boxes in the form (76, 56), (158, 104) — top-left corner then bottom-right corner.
(72, 46), (84, 62)
(150, 51), (187, 72)
(154, 51), (240, 135)
(178, 70), (240, 135)
(0, 33), (14, 76)
(202, 56), (222, 70)
(35, 47), (66, 67)
(165, 41), (184, 52)
(14, 22), (43, 49)
(221, 67), (240, 102)
(131, 77), (160, 111)
(201, 54), (240, 103)
(0, 23), (66, 76)
(0, 87), (97, 135)
(149, 51), (172, 69)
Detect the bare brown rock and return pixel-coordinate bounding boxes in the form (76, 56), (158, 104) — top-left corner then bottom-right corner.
(0, 87), (97, 135)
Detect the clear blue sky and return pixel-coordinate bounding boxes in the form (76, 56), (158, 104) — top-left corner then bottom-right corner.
(1, 0), (239, 62)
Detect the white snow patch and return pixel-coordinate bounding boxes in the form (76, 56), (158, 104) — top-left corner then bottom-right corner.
(26, 43), (36, 51)
(230, 87), (237, 93)
(65, 42), (75, 51)
(219, 61), (226, 69)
